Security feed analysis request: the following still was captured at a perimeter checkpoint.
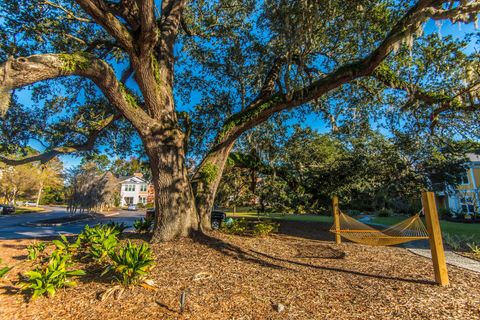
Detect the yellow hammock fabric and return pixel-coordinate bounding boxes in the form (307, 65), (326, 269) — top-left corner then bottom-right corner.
(330, 211), (429, 246)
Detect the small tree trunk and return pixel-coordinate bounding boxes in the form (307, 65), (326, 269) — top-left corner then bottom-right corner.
(36, 184), (43, 206)
(146, 135), (199, 242)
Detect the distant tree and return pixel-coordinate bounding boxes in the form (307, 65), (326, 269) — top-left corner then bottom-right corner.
(0, 163), (38, 204)
(66, 163), (119, 213)
(35, 157), (64, 206)
(226, 127), (468, 214)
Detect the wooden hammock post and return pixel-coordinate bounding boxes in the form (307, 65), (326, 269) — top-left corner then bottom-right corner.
(332, 196), (341, 244)
(422, 191), (449, 286)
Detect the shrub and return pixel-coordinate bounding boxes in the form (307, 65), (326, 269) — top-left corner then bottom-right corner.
(133, 218), (153, 233)
(443, 233), (476, 251)
(252, 222), (278, 237)
(438, 208), (452, 219)
(19, 253), (85, 299)
(27, 242), (47, 261)
(145, 202), (154, 209)
(103, 241), (154, 286)
(377, 208), (393, 217)
(220, 218), (248, 235)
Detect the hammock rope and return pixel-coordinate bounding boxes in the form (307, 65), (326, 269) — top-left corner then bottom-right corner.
(330, 210), (429, 246)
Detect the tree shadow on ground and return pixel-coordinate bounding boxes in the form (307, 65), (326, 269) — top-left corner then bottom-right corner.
(192, 233), (293, 271)
(196, 229), (435, 286)
(275, 220), (336, 242)
(249, 249), (435, 285)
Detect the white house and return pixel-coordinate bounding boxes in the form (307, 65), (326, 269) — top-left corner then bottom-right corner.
(119, 173), (153, 206)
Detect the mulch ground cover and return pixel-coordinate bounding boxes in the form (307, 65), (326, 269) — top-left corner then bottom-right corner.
(1, 221), (479, 319)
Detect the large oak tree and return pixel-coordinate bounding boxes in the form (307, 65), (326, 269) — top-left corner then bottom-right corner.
(0, 0), (479, 241)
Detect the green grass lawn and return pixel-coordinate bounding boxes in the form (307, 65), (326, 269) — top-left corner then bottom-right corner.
(372, 216), (480, 240)
(225, 211), (479, 241)
(14, 206), (47, 214)
(226, 211), (333, 223)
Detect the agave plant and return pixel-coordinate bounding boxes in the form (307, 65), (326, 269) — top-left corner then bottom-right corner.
(19, 253), (85, 299)
(103, 241), (155, 286)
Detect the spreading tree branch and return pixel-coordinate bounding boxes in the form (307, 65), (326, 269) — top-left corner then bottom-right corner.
(216, 0), (480, 145)
(0, 53), (151, 128)
(75, 0), (135, 53)
(0, 114), (121, 165)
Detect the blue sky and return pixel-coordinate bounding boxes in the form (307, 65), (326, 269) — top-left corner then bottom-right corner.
(14, 18), (480, 170)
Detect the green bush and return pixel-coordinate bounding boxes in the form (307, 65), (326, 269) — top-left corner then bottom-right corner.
(103, 241), (154, 286)
(145, 202), (154, 209)
(19, 253), (85, 299)
(27, 242), (47, 261)
(377, 208), (393, 217)
(252, 222), (279, 237)
(438, 208), (453, 219)
(443, 233), (476, 251)
(220, 218), (248, 235)
(133, 218), (153, 233)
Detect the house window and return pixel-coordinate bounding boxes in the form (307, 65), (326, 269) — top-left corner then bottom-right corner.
(124, 184), (136, 192)
(124, 197), (134, 205)
(460, 196), (475, 214)
(139, 196), (147, 204)
(457, 171), (469, 185)
(140, 184), (147, 192)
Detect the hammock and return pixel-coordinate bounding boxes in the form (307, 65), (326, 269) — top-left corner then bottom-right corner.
(330, 211), (429, 246)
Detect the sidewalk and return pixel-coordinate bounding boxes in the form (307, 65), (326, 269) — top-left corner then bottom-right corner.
(408, 248), (480, 273)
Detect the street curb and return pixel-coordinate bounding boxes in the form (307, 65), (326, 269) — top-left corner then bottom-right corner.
(24, 216), (94, 227)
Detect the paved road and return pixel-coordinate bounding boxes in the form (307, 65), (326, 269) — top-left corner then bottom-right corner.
(0, 206), (145, 240)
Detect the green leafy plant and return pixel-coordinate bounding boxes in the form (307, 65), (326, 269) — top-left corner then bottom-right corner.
(79, 224), (121, 247)
(103, 241), (154, 286)
(89, 234), (118, 262)
(220, 218), (248, 235)
(19, 253), (85, 299)
(52, 235), (81, 256)
(106, 222), (128, 234)
(27, 242), (47, 261)
(0, 258), (11, 279)
(252, 222), (279, 237)
(133, 218), (153, 233)
(467, 242), (480, 256)
(443, 233), (476, 251)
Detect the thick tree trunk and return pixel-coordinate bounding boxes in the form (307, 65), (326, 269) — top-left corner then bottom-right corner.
(145, 134), (199, 242)
(193, 140), (236, 231)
